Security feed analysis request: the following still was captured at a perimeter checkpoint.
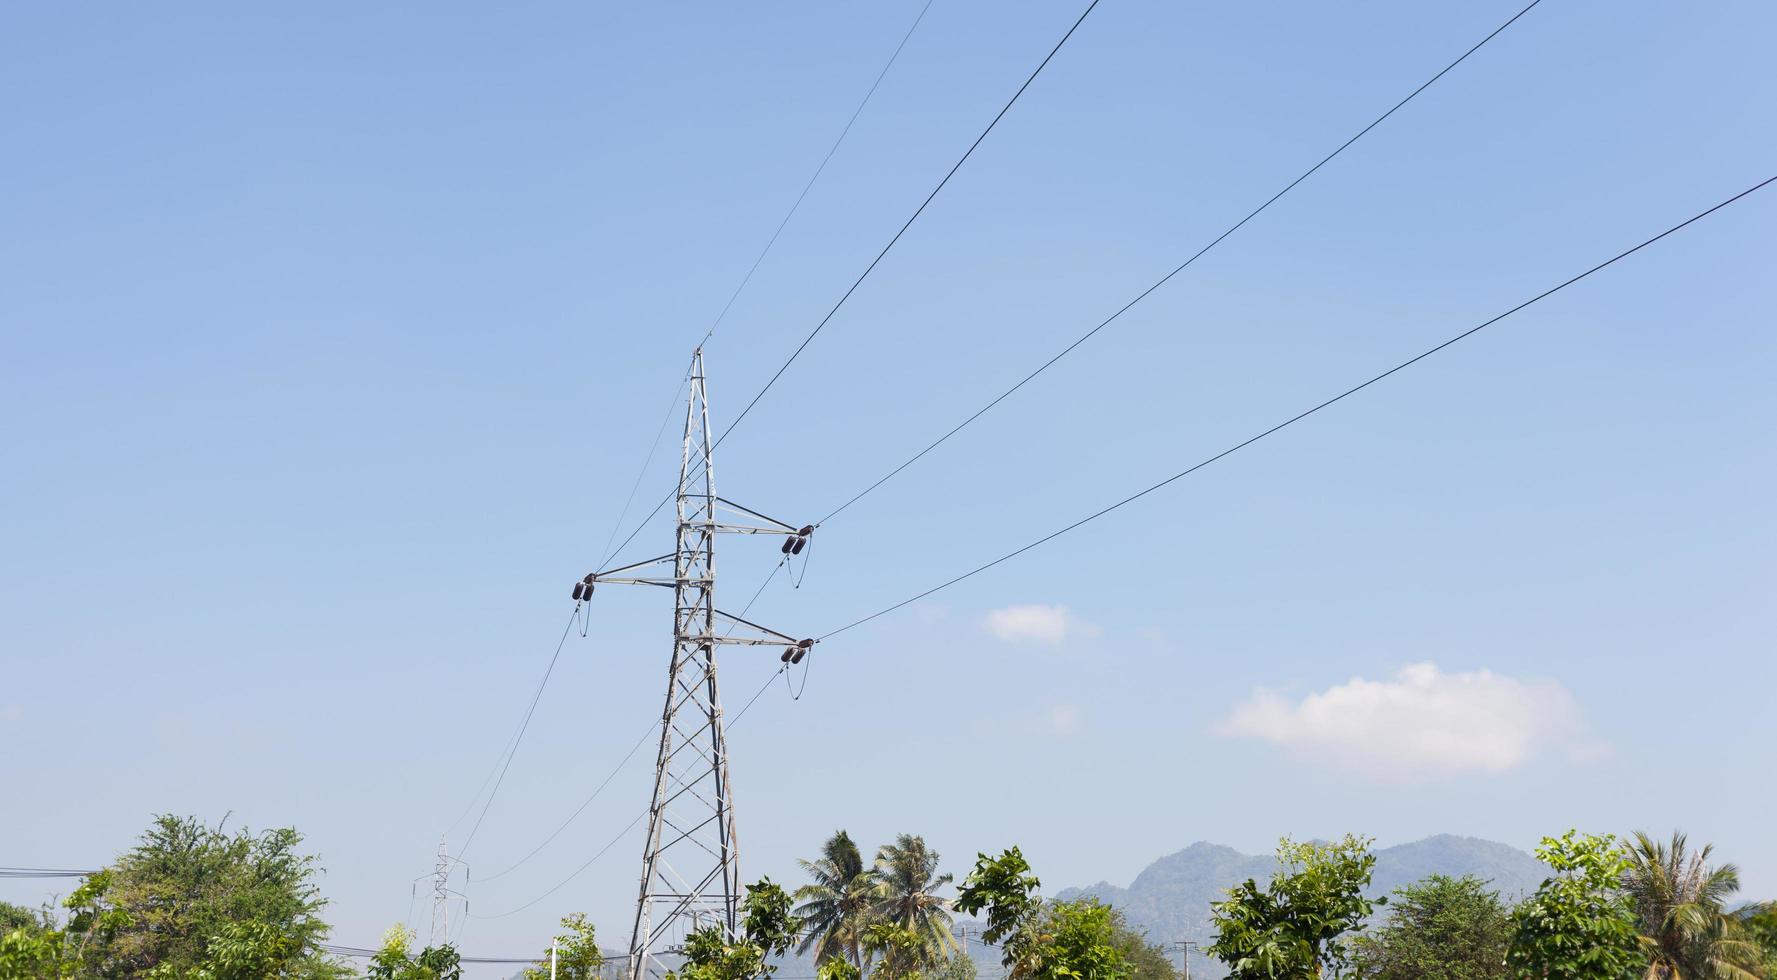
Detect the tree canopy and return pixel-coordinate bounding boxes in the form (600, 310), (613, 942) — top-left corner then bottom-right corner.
(1206, 835), (1382, 979)
(1505, 831), (1644, 980)
(2, 814), (350, 979)
(1351, 874), (1510, 980)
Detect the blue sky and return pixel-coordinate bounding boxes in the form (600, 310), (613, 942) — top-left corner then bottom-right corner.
(2, 0), (1773, 973)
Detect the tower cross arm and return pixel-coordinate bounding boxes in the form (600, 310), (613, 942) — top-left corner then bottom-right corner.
(712, 497), (801, 533)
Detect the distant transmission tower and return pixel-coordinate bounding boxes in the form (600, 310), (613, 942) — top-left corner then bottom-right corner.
(575, 349), (811, 980)
(429, 837), (468, 948)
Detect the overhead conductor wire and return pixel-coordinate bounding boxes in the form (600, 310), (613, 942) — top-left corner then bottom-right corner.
(698, 0), (941, 349)
(601, 0), (1105, 570)
(452, 606), (582, 863)
(816, 0), (1548, 526)
(471, 559), (797, 920)
(818, 174), (1777, 641)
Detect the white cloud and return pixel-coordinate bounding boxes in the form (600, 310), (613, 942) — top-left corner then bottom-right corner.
(1216, 662), (1601, 780)
(1017, 703), (1086, 737)
(983, 604), (1096, 645)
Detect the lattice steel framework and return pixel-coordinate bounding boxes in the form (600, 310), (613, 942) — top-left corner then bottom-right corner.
(575, 349), (811, 980)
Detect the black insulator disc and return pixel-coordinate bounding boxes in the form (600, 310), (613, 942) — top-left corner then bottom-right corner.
(572, 582), (585, 601)
(790, 536), (806, 555)
(790, 649), (806, 664)
(583, 572), (596, 584)
(780, 648), (793, 663)
(781, 537), (795, 554)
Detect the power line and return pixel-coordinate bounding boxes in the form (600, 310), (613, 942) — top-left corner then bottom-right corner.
(597, 378), (691, 571)
(815, 0), (1546, 526)
(319, 943), (539, 965)
(602, 0), (1105, 571)
(715, 0), (1104, 451)
(465, 3), (941, 884)
(476, 720), (660, 883)
(469, 660), (793, 921)
(698, 0), (941, 349)
(454, 605), (583, 862)
(818, 173), (1777, 640)
(468, 554), (792, 904)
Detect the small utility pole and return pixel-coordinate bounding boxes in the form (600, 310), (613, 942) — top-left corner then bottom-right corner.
(1168, 941), (1198, 980)
(551, 936), (559, 980)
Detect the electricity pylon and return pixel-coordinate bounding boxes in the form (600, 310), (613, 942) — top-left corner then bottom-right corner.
(428, 837), (468, 948)
(575, 349), (812, 980)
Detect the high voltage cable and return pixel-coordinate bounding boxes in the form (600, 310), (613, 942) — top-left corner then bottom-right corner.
(453, 606), (582, 862)
(597, 378), (690, 570)
(817, 174), (1777, 640)
(470, 662), (792, 920)
(715, 0), (1102, 447)
(592, 0), (939, 568)
(444, 0), (1521, 914)
(475, 720), (660, 883)
(601, 0), (1104, 570)
(319, 943), (537, 965)
(0, 868), (94, 878)
(468, 558), (792, 895)
(816, 0), (1546, 525)
(698, 0), (941, 349)
(515, 15), (945, 854)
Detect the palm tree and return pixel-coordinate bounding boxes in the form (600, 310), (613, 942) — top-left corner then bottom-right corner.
(795, 830), (881, 969)
(873, 835), (959, 964)
(1621, 831), (1763, 980)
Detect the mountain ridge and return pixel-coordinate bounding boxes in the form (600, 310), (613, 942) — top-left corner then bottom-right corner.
(1053, 834), (1549, 947)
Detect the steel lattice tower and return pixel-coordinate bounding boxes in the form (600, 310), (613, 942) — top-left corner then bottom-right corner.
(575, 349), (811, 980)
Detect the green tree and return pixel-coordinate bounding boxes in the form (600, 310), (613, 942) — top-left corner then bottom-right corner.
(517, 912), (604, 980)
(955, 847), (1131, 980)
(1729, 903), (1777, 977)
(0, 903), (44, 936)
(954, 848), (1042, 956)
(365, 925), (462, 980)
(865, 921), (945, 980)
(1351, 874), (1510, 980)
(55, 815), (345, 979)
(1619, 831), (1762, 980)
(1100, 906), (1176, 980)
(1033, 900), (1135, 980)
(930, 949), (979, 980)
(669, 878), (799, 980)
(1, 924), (71, 979)
(1206, 835), (1382, 979)
(797, 830), (883, 970)
(875, 836), (959, 965)
(1506, 831), (1643, 980)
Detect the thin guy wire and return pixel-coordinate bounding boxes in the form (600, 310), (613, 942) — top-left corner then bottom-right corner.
(816, 0), (1546, 525)
(714, 0), (1104, 454)
(698, 0), (941, 348)
(818, 174), (1777, 640)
